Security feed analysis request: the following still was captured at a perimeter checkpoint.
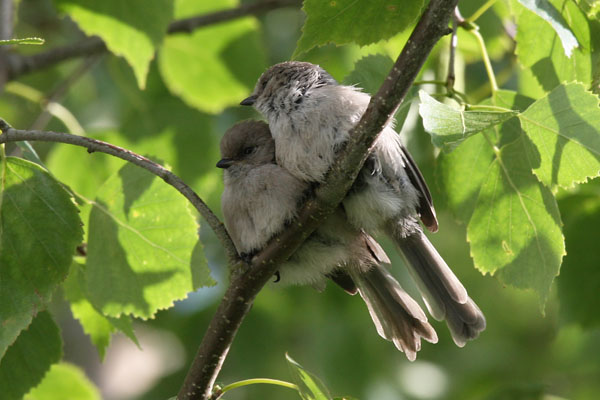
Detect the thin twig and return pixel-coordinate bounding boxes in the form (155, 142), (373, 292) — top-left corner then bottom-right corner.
(0, 119), (239, 263)
(168, 0), (301, 34)
(177, 0), (457, 399)
(446, 8), (459, 92)
(4, 0), (302, 82)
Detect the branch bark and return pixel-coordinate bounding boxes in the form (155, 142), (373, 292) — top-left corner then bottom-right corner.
(0, 119), (239, 263)
(178, 0), (457, 399)
(3, 0), (301, 82)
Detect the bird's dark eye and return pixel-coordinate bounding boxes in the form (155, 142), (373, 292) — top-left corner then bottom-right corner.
(243, 146), (255, 155)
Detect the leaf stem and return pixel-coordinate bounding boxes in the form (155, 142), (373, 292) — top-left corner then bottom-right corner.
(467, 25), (498, 94)
(467, 0), (498, 23)
(215, 378), (298, 398)
(469, 61), (515, 101)
(481, 131), (500, 156)
(413, 80), (447, 86)
(413, 81), (470, 104)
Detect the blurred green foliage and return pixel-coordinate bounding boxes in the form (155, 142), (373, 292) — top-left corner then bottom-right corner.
(1, 0), (600, 399)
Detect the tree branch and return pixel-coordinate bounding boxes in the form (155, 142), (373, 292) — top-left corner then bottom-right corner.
(168, 0), (301, 34)
(4, 0), (302, 82)
(177, 0), (458, 399)
(0, 119), (239, 263)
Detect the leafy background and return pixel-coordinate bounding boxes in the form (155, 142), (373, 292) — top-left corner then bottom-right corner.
(1, 0), (600, 399)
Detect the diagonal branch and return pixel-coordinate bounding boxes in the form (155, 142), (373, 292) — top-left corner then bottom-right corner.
(177, 0), (458, 399)
(3, 0), (302, 82)
(0, 119), (239, 263)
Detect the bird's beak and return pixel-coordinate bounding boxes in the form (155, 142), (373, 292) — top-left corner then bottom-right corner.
(216, 158), (234, 169)
(240, 95), (256, 106)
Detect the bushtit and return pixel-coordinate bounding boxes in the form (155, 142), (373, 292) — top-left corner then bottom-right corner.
(218, 120), (437, 360)
(241, 62), (485, 347)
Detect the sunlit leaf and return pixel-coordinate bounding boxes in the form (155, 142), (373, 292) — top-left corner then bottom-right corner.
(159, 0), (267, 113)
(294, 0), (424, 57)
(517, 0), (578, 57)
(0, 157), (82, 359)
(419, 91), (518, 150)
(24, 363), (100, 400)
(63, 262), (138, 360)
(519, 83), (600, 189)
(436, 90), (535, 223)
(55, 0), (173, 88)
(515, 0), (592, 91)
(467, 136), (565, 307)
(286, 353), (332, 400)
(0, 312), (62, 400)
(85, 163), (214, 319)
(436, 134), (495, 222)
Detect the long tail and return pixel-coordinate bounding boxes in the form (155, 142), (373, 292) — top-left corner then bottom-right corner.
(391, 229), (486, 346)
(349, 264), (438, 361)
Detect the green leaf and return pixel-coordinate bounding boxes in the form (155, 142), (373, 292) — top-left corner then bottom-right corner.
(0, 312), (63, 400)
(467, 136), (565, 307)
(557, 184), (600, 328)
(286, 353), (332, 400)
(0, 157), (83, 359)
(46, 129), (184, 236)
(436, 134), (495, 222)
(436, 89), (535, 223)
(55, 0), (173, 89)
(519, 83), (600, 189)
(418, 91), (518, 150)
(159, 0), (267, 113)
(24, 363), (100, 400)
(294, 0), (424, 58)
(515, 0), (592, 91)
(343, 54), (395, 95)
(63, 262), (138, 359)
(85, 163), (214, 319)
(0, 37), (45, 45)
(16, 141), (46, 167)
(491, 90), (537, 147)
(517, 0), (578, 57)
(343, 54), (414, 128)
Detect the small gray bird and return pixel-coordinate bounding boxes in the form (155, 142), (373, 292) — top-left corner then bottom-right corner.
(241, 62), (486, 347)
(218, 120), (438, 360)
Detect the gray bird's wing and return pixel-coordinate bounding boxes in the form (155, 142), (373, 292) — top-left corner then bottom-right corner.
(400, 145), (438, 232)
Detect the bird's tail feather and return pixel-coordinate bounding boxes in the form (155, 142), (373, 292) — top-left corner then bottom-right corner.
(350, 264), (438, 361)
(392, 229), (486, 347)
